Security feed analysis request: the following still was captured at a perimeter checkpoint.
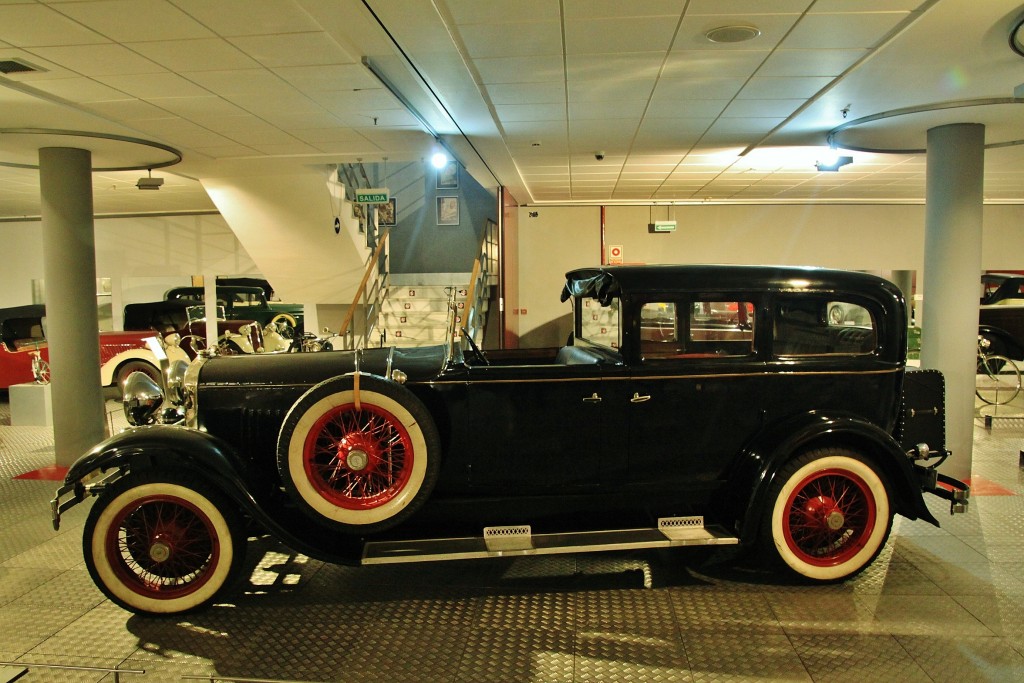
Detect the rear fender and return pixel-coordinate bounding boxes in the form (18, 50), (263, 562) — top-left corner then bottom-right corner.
(723, 411), (937, 544)
(978, 325), (1024, 359)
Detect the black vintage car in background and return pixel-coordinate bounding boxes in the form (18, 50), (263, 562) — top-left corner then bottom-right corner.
(52, 265), (969, 615)
(979, 272), (1024, 360)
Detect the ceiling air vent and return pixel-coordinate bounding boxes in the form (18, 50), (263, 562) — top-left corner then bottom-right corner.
(0, 59), (45, 75)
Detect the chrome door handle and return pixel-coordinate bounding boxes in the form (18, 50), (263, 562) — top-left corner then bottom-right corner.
(631, 392), (651, 403)
(583, 392), (602, 403)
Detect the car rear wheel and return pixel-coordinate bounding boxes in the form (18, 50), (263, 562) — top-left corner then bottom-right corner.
(762, 447), (892, 582)
(276, 375), (440, 534)
(83, 472), (246, 615)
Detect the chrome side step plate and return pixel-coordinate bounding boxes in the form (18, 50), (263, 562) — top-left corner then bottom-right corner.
(361, 516), (739, 565)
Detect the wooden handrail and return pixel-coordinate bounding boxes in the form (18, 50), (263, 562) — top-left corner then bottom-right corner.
(463, 256), (482, 329)
(337, 227), (390, 340)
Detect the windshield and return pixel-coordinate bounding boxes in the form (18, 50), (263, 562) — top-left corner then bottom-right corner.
(576, 296), (621, 351)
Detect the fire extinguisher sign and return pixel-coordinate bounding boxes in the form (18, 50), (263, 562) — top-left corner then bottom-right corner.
(608, 245), (623, 264)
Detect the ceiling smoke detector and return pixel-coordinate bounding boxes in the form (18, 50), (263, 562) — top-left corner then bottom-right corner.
(704, 25), (761, 44)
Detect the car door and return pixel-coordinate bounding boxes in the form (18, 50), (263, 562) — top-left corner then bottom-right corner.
(461, 355), (624, 494)
(622, 295), (768, 489)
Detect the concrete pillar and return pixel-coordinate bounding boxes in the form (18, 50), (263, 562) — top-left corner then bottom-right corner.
(38, 147), (105, 466)
(890, 270), (916, 327)
(920, 123), (985, 481)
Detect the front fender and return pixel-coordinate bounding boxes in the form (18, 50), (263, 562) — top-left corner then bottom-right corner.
(65, 424), (252, 492)
(723, 411), (937, 544)
(57, 425), (364, 564)
(99, 345), (190, 386)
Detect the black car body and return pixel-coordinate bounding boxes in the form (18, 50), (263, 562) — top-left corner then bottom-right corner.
(53, 265), (969, 615)
(979, 272), (1024, 359)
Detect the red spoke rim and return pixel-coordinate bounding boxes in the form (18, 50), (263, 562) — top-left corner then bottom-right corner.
(106, 494), (219, 599)
(783, 467), (876, 567)
(303, 403), (414, 510)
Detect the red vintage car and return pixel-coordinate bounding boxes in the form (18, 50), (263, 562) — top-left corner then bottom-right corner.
(0, 305), (188, 390)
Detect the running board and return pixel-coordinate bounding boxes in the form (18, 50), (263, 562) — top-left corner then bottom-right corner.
(361, 516), (739, 565)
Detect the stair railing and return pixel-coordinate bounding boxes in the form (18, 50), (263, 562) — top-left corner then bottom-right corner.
(462, 219), (498, 344)
(337, 227), (391, 350)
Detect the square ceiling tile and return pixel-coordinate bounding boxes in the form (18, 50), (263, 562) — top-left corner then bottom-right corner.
(565, 17), (680, 55)
(459, 21), (562, 58)
(782, 12), (909, 49)
(126, 38), (260, 72)
(0, 5), (106, 46)
(28, 43), (164, 76)
(170, 0), (323, 36)
(53, 0), (213, 42)
(228, 33), (356, 68)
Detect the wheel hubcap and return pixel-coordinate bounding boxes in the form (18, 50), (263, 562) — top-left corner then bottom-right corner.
(345, 449), (369, 471)
(826, 509), (845, 530)
(149, 539), (171, 563)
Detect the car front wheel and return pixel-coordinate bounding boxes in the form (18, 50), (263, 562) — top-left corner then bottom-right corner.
(277, 375), (441, 534)
(762, 447), (892, 582)
(83, 472), (246, 615)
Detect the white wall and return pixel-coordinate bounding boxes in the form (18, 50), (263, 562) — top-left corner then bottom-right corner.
(518, 203), (1024, 347)
(0, 213), (259, 327)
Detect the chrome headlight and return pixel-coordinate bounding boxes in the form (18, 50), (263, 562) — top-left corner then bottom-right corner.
(165, 359), (190, 405)
(122, 371), (163, 426)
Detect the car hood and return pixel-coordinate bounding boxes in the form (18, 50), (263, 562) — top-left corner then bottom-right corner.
(197, 344), (448, 387)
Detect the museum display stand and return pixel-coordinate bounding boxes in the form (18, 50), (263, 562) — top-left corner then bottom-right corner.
(10, 382), (52, 426)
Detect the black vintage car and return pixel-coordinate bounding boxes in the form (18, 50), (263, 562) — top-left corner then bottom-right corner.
(52, 265), (969, 615)
(979, 272), (1024, 359)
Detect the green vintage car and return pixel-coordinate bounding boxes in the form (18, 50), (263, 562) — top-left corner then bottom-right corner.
(164, 285), (304, 336)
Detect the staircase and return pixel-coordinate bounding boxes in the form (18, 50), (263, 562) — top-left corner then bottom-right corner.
(380, 276), (484, 348)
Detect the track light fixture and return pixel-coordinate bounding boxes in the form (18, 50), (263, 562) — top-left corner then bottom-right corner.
(136, 169), (163, 190)
(815, 146), (853, 172)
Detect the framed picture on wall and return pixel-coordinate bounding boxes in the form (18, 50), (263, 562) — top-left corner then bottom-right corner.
(377, 198), (396, 227)
(437, 196), (459, 225)
(436, 161), (458, 189)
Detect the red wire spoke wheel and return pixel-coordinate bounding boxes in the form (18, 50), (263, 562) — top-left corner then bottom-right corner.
(278, 375), (441, 533)
(303, 402), (414, 510)
(764, 448), (892, 582)
(782, 468), (876, 567)
(84, 474), (244, 615)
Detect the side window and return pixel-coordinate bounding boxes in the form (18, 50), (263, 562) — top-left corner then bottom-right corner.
(775, 298), (877, 357)
(578, 297), (621, 349)
(641, 299), (755, 360)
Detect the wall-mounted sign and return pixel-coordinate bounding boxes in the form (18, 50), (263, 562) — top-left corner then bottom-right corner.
(649, 221), (676, 233)
(609, 244), (623, 264)
(355, 188), (390, 203)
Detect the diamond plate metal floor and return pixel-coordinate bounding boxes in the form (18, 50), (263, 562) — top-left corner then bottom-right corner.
(2, 399), (1024, 682)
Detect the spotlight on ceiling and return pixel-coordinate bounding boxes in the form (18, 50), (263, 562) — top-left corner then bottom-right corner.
(815, 148), (853, 172)
(136, 170), (164, 190)
(430, 150), (449, 169)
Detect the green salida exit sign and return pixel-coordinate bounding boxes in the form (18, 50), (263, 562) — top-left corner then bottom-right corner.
(355, 188), (390, 203)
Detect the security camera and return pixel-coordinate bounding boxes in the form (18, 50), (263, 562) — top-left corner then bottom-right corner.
(595, 151), (605, 161)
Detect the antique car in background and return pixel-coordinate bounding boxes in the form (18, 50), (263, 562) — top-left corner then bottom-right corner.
(123, 301), (280, 356)
(164, 285), (304, 336)
(52, 265), (969, 615)
(0, 304), (188, 391)
(979, 272), (1024, 360)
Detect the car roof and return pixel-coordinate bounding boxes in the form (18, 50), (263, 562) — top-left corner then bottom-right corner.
(562, 265), (898, 305)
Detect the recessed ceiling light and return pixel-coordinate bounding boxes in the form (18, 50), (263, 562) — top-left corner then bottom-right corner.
(704, 25), (761, 44)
